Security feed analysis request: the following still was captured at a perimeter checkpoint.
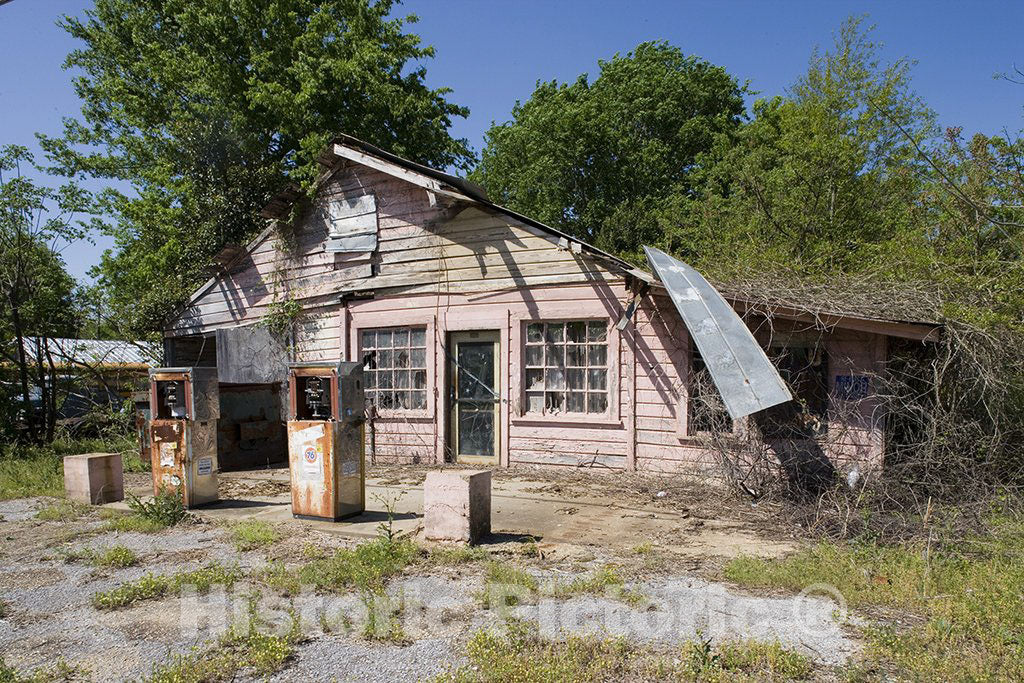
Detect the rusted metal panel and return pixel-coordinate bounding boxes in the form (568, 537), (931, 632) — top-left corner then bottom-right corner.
(150, 421), (186, 495)
(643, 247), (792, 420)
(148, 367), (220, 507)
(286, 362), (365, 520)
(288, 420), (337, 519)
(215, 325), (288, 385)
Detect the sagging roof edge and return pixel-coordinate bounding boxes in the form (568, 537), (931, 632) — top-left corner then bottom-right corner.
(645, 246), (792, 420)
(170, 134), (943, 342)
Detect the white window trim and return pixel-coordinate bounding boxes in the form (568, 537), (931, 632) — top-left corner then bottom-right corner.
(511, 315), (621, 427)
(350, 312), (436, 419)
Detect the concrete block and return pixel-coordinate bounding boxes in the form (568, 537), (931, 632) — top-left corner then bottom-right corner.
(63, 452), (124, 505)
(423, 469), (491, 544)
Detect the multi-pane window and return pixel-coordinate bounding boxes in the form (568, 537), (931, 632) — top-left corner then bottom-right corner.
(361, 326), (428, 410)
(524, 321), (609, 415)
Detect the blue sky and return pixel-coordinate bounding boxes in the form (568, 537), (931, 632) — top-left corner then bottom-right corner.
(2, 0), (1023, 283)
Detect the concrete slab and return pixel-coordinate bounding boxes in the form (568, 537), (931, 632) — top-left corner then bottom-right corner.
(112, 467), (795, 558)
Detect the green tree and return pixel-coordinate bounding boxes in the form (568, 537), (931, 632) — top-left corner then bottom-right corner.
(656, 17), (936, 277)
(0, 146), (88, 443)
(471, 41), (746, 257)
(42, 0), (472, 333)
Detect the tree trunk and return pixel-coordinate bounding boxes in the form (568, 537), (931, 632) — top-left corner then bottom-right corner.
(43, 337), (58, 443)
(9, 292), (38, 443)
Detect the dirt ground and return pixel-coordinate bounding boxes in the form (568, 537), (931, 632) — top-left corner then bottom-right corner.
(0, 465), (857, 681)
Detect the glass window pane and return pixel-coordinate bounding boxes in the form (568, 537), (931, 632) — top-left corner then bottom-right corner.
(378, 392), (394, 409)
(378, 371), (393, 389)
(392, 328), (409, 347)
(395, 391), (410, 410)
(377, 349), (393, 369)
(410, 348), (426, 368)
(545, 367), (565, 390)
(377, 329), (393, 348)
(410, 391), (427, 410)
(458, 405), (494, 456)
(411, 327), (426, 347)
(588, 369), (607, 391)
(588, 393), (608, 413)
(365, 370), (377, 389)
(396, 349), (410, 369)
(457, 341), (495, 400)
(567, 392), (586, 413)
(526, 368), (545, 391)
(361, 330), (376, 349)
(525, 346), (544, 367)
(395, 370), (410, 389)
(588, 344), (607, 366)
(545, 392), (564, 412)
(526, 392), (544, 413)
(527, 323), (543, 343)
(545, 344), (564, 366)
(567, 368), (585, 390)
(566, 321), (586, 343)
(412, 370), (427, 389)
(566, 345), (586, 367)
(588, 321), (607, 342)
(545, 323), (564, 343)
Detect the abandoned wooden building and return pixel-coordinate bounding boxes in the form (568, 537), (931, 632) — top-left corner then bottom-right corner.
(162, 135), (941, 479)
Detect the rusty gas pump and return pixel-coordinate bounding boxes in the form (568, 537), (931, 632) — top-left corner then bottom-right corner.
(286, 361), (365, 520)
(148, 367), (220, 507)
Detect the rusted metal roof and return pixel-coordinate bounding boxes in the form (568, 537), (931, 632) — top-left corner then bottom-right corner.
(643, 247), (793, 420)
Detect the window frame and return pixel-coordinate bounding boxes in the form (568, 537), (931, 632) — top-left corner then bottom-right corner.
(512, 316), (620, 426)
(351, 313), (436, 419)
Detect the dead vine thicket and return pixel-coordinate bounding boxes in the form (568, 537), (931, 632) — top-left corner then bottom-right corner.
(687, 270), (1024, 542)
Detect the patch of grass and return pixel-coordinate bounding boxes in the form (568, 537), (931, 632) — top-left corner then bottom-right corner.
(94, 545), (139, 568)
(724, 515), (1024, 681)
(361, 592), (408, 644)
(548, 565), (646, 606)
(436, 619), (812, 682)
(0, 432), (144, 501)
(99, 506), (167, 533)
(297, 537), (419, 594)
(34, 499), (89, 522)
(428, 544), (489, 566)
(480, 561), (538, 608)
(92, 562), (243, 610)
(0, 656), (85, 683)
(143, 595), (301, 683)
(230, 520), (280, 552)
(254, 562), (302, 596)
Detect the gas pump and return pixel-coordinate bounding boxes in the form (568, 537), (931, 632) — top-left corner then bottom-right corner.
(148, 367), (220, 507)
(287, 361), (365, 521)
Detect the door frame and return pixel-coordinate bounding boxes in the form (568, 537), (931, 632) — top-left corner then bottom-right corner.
(446, 330), (501, 465)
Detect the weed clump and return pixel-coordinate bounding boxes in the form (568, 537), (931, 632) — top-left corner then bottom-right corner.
(437, 619), (813, 681)
(144, 593), (302, 682)
(92, 562), (243, 610)
(230, 520), (280, 552)
(126, 488), (188, 528)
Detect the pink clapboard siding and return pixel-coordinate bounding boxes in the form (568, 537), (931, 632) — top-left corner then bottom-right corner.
(166, 152), (891, 476)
